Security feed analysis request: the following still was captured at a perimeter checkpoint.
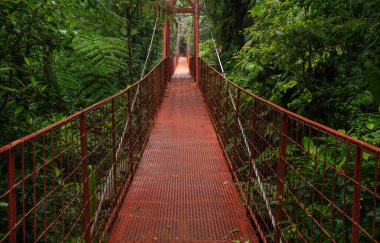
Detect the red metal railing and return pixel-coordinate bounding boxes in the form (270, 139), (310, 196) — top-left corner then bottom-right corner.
(197, 58), (380, 242)
(189, 57), (195, 78)
(0, 58), (173, 243)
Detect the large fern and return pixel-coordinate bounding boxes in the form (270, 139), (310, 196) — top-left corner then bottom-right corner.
(72, 33), (128, 74)
(55, 32), (126, 106)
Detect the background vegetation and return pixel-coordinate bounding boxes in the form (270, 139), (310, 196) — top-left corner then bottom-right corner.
(0, 0), (166, 146)
(198, 0), (380, 147)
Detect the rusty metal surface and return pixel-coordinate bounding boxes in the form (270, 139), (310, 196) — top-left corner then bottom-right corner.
(107, 58), (258, 242)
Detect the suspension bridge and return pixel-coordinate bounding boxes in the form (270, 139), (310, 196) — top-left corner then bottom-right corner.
(1, 1), (379, 242)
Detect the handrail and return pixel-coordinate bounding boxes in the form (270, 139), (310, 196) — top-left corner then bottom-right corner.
(0, 57), (173, 243)
(0, 59), (168, 154)
(197, 57), (380, 242)
(204, 60), (380, 153)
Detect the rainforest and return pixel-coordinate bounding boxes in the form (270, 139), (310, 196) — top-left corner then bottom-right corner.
(0, 0), (379, 242)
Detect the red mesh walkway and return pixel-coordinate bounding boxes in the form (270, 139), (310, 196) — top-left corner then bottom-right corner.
(108, 58), (258, 242)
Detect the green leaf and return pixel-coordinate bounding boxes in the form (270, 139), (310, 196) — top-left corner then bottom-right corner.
(0, 67), (14, 72)
(15, 106), (24, 115)
(225, 143), (233, 152)
(338, 129), (346, 134)
(363, 152), (370, 161)
(0, 201), (8, 207)
(8, 12), (17, 22)
(247, 63), (255, 72)
(303, 136), (316, 154)
(55, 167), (61, 178)
(366, 123), (375, 130)
(24, 57), (30, 66)
(69, 20), (77, 29)
(23, 110), (33, 124)
(0, 84), (17, 92)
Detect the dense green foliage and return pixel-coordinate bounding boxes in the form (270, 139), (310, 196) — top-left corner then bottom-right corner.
(0, 0), (164, 146)
(0, 0), (379, 241)
(200, 0), (380, 146)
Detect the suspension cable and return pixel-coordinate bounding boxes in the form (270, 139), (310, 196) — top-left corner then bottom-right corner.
(91, 17), (159, 236)
(201, 0), (278, 232)
(141, 18), (159, 79)
(116, 17), (158, 160)
(201, 0), (225, 76)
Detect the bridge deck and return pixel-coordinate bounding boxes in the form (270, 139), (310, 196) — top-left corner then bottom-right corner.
(108, 58), (258, 242)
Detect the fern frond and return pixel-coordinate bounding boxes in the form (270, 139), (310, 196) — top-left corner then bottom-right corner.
(72, 33), (128, 75)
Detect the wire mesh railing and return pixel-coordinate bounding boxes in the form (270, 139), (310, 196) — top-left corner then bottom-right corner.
(0, 58), (173, 243)
(197, 58), (380, 242)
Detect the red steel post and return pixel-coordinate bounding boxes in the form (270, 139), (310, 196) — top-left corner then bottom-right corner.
(176, 22), (181, 66)
(111, 100), (117, 197)
(80, 114), (91, 243)
(8, 149), (16, 243)
(128, 90), (133, 174)
(198, 59), (201, 89)
(162, 60), (166, 96)
(351, 145), (363, 242)
(247, 100), (259, 215)
(275, 113), (288, 243)
(223, 84), (229, 147)
(202, 60), (205, 90)
(233, 90), (241, 168)
(163, 15), (170, 59)
(203, 60), (206, 92)
(193, 0), (199, 83)
(138, 85), (144, 153)
(215, 75), (221, 128)
(186, 42), (189, 63)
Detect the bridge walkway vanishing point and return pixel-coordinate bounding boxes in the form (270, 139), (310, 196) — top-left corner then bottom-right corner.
(108, 57), (258, 241)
